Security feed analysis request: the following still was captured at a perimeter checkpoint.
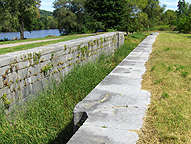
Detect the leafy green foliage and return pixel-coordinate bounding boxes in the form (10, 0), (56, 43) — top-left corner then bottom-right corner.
(176, 0), (191, 33)
(177, 16), (191, 33)
(84, 0), (125, 31)
(53, 0), (85, 34)
(0, 0), (41, 39)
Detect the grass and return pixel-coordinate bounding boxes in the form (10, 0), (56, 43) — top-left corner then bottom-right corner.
(0, 33), (148, 143)
(0, 34), (93, 45)
(137, 31), (191, 143)
(0, 35), (91, 55)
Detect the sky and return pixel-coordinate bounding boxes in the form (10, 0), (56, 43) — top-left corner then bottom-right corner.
(40, 0), (189, 12)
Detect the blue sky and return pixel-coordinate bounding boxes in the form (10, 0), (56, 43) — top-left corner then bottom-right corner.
(40, 0), (189, 12)
(40, 0), (55, 12)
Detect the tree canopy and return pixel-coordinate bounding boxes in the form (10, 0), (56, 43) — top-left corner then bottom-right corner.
(53, 0), (85, 34)
(0, 0), (190, 37)
(176, 0), (191, 33)
(0, 0), (41, 39)
(84, 0), (125, 32)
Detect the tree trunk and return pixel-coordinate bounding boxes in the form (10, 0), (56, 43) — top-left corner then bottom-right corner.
(105, 26), (107, 32)
(126, 16), (129, 35)
(126, 26), (129, 35)
(19, 5), (24, 40)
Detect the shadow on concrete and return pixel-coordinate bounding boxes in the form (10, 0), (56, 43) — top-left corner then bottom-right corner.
(48, 119), (73, 144)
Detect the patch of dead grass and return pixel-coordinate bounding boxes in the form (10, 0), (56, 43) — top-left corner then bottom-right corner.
(137, 31), (191, 143)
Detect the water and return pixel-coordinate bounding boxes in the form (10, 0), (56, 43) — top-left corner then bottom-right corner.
(0, 29), (60, 40)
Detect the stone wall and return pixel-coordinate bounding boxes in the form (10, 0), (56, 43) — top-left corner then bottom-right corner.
(0, 32), (124, 111)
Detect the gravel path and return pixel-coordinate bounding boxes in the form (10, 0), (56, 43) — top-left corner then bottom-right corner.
(0, 38), (62, 49)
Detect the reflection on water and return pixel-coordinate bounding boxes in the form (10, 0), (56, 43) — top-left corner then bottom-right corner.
(0, 29), (60, 40)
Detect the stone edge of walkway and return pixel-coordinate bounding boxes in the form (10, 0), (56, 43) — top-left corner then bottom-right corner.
(67, 33), (159, 144)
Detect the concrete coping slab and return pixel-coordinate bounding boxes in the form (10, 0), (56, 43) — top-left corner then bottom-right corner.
(67, 33), (159, 144)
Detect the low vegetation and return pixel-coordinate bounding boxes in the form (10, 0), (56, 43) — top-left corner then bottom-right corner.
(138, 31), (191, 143)
(0, 33), (148, 143)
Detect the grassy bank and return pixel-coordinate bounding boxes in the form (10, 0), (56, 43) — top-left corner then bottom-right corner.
(0, 33), (148, 143)
(0, 35), (91, 55)
(138, 31), (191, 143)
(0, 34), (94, 45)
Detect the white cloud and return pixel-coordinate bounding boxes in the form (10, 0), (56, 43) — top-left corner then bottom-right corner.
(160, 0), (179, 11)
(160, 0), (190, 11)
(40, 0), (55, 12)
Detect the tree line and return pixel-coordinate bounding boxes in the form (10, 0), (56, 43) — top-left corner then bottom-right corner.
(53, 0), (191, 35)
(0, 0), (190, 40)
(0, 1), (58, 38)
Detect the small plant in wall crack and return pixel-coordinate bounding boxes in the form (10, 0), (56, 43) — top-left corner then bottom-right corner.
(78, 42), (83, 50)
(4, 81), (8, 86)
(40, 63), (53, 75)
(50, 52), (55, 60)
(33, 51), (41, 65)
(64, 45), (67, 51)
(1, 93), (12, 109)
(101, 125), (108, 128)
(2, 74), (7, 80)
(100, 37), (104, 44)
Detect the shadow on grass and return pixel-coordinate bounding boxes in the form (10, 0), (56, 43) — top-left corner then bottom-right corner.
(48, 119), (73, 144)
(165, 31), (178, 34)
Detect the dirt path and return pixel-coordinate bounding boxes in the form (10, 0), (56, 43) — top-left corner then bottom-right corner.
(0, 38), (62, 49)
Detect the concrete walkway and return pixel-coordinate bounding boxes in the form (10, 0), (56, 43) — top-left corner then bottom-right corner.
(0, 38), (62, 49)
(67, 33), (159, 144)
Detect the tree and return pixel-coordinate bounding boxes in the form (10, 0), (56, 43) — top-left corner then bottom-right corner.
(141, 0), (165, 27)
(176, 0), (191, 33)
(161, 10), (178, 25)
(0, 0), (41, 39)
(84, 15), (105, 33)
(84, 0), (125, 32)
(121, 0), (139, 34)
(53, 0), (85, 35)
(177, 0), (187, 15)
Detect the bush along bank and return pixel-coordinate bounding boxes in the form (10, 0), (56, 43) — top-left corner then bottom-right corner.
(0, 33), (148, 143)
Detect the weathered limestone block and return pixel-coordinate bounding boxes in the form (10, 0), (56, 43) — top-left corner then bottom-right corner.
(40, 46), (55, 55)
(0, 77), (3, 89)
(17, 61), (29, 69)
(0, 87), (10, 96)
(0, 65), (11, 76)
(0, 56), (14, 67)
(40, 54), (51, 62)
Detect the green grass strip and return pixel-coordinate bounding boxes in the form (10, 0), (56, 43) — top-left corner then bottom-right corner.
(0, 33), (148, 143)
(0, 35), (91, 55)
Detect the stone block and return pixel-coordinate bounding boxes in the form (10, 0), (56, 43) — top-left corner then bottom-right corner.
(0, 87), (11, 96)
(18, 60), (29, 69)
(41, 77), (50, 90)
(0, 55), (15, 67)
(55, 50), (64, 57)
(40, 54), (51, 62)
(7, 72), (17, 83)
(18, 80), (24, 88)
(0, 77), (3, 89)
(54, 44), (64, 52)
(32, 81), (42, 94)
(41, 46), (55, 55)
(0, 65), (11, 76)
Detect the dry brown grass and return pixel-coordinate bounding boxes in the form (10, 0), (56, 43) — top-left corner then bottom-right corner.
(137, 31), (191, 143)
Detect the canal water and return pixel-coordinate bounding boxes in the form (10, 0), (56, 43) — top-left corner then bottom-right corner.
(0, 29), (60, 40)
